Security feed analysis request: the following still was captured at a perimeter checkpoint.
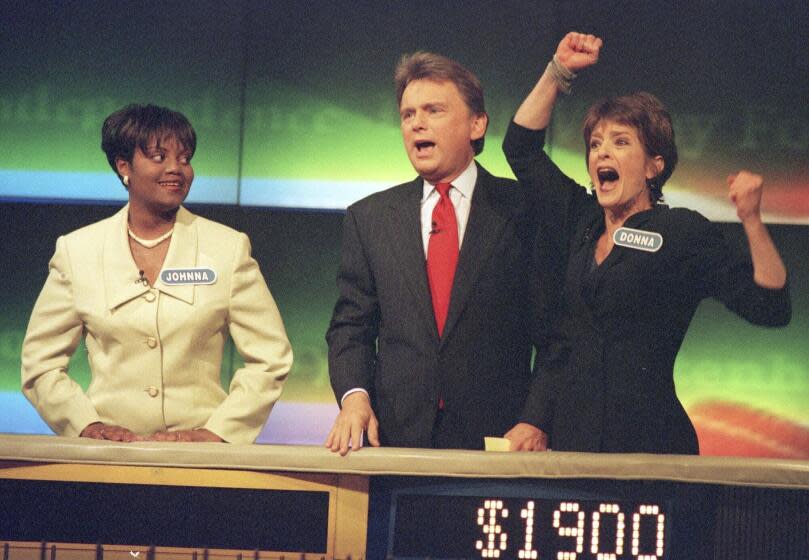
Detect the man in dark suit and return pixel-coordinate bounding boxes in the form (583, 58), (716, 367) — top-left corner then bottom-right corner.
(325, 52), (545, 454)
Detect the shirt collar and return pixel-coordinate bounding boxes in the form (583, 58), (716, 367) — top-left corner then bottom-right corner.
(421, 159), (478, 202)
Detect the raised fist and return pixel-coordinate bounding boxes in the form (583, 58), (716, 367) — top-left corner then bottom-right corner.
(556, 32), (603, 73)
(728, 170), (764, 222)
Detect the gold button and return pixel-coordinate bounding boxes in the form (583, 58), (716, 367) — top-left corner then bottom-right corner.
(144, 291), (156, 302)
(145, 386), (159, 398)
(146, 337), (157, 348)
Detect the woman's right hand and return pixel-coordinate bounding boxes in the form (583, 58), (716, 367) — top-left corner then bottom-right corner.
(513, 31), (603, 130)
(556, 32), (603, 74)
(80, 422), (142, 442)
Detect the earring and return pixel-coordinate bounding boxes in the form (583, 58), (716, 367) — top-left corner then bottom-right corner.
(646, 177), (663, 203)
(123, 175), (129, 187)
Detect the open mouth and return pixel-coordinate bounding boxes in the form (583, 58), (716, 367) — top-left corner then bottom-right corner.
(597, 167), (619, 189)
(159, 180), (184, 189)
(415, 141), (435, 153)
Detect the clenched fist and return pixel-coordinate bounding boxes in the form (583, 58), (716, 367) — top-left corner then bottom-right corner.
(728, 170), (764, 222)
(556, 32), (603, 73)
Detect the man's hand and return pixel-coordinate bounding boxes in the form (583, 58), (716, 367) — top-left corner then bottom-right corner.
(728, 170), (764, 223)
(147, 429), (225, 442)
(556, 31), (603, 74)
(80, 422), (142, 442)
(504, 422), (549, 451)
(325, 391), (380, 455)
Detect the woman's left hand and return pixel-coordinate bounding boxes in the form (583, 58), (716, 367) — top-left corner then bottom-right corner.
(148, 429), (225, 442)
(728, 170), (764, 222)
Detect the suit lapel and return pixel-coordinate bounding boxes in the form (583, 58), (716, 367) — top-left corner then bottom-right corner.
(386, 178), (440, 338)
(104, 205), (198, 309)
(155, 206), (197, 305)
(584, 206), (662, 306)
(592, 206), (661, 276)
(441, 166), (508, 342)
(104, 205), (150, 310)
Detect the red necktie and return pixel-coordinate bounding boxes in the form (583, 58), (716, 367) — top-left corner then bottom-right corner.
(427, 182), (459, 337)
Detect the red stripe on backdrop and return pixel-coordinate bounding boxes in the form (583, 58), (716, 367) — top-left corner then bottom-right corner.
(760, 179), (809, 218)
(689, 400), (809, 459)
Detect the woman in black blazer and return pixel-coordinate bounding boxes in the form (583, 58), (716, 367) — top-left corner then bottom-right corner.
(502, 32), (791, 454)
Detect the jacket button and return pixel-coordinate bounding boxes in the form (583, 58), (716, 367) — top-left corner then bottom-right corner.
(146, 337), (157, 348)
(144, 291), (156, 302)
(145, 386), (159, 398)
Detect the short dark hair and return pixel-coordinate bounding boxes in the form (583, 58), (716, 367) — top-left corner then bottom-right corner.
(394, 52), (487, 155)
(101, 104), (196, 186)
(582, 92), (677, 203)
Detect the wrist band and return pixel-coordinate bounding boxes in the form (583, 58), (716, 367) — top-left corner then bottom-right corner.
(547, 54), (577, 94)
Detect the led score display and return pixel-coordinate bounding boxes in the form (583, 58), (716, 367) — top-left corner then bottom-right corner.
(393, 496), (668, 560)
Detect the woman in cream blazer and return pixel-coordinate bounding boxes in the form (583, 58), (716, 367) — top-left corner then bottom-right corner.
(21, 104), (292, 444)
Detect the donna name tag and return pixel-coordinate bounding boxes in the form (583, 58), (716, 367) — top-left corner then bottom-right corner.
(160, 267), (217, 285)
(613, 227), (663, 253)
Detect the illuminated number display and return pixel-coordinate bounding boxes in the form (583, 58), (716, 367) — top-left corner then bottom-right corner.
(393, 496), (667, 560)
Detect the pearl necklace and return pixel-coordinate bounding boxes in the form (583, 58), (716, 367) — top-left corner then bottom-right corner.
(128, 227), (174, 249)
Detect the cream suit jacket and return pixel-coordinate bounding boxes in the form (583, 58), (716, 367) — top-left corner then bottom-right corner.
(21, 205), (292, 444)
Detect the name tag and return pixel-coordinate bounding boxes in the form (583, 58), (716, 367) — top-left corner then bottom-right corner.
(160, 267), (217, 285)
(613, 227), (663, 253)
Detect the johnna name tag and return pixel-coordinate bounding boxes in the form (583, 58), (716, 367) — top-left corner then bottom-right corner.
(160, 267), (217, 285)
(612, 227), (663, 253)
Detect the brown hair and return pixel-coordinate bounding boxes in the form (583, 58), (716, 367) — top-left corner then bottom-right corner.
(101, 104), (196, 187)
(395, 52), (487, 155)
(582, 92), (677, 203)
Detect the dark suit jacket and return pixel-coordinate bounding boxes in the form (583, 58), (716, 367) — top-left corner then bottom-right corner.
(326, 163), (538, 449)
(504, 122), (791, 454)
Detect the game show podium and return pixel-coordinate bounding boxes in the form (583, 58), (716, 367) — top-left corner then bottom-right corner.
(1, 435), (808, 560)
